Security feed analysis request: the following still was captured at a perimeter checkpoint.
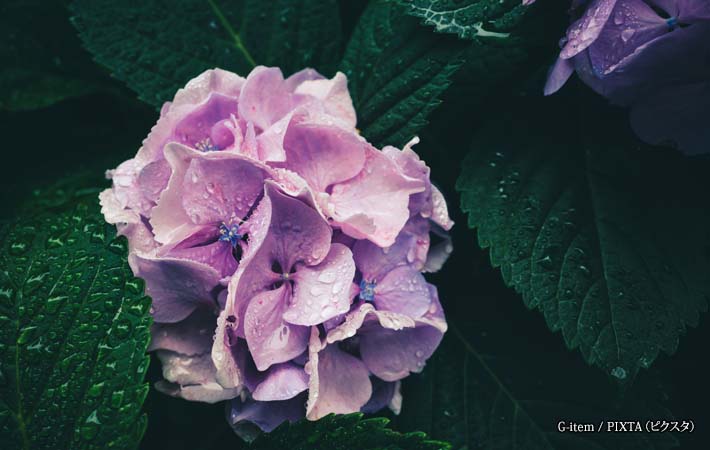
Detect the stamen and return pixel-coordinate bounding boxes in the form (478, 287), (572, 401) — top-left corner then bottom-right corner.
(359, 279), (376, 302)
(666, 16), (678, 30)
(195, 138), (220, 152)
(219, 223), (243, 248)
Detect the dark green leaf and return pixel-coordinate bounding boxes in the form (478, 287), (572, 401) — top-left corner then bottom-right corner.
(0, 1), (110, 111)
(397, 0), (532, 40)
(250, 413), (450, 450)
(396, 326), (679, 450)
(455, 93), (709, 383)
(0, 185), (153, 449)
(340, 0), (467, 148)
(70, 0), (343, 108)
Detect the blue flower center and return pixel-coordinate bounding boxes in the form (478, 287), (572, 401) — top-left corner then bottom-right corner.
(195, 138), (220, 152)
(359, 280), (376, 302)
(219, 223), (243, 248)
(666, 16), (678, 30)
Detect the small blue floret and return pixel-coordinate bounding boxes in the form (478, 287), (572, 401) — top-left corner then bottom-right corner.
(219, 223), (243, 248)
(666, 16), (678, 30)
(359, 279), (376, 302)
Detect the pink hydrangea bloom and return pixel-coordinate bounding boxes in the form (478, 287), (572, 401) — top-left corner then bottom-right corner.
(100, 66), (453, 437)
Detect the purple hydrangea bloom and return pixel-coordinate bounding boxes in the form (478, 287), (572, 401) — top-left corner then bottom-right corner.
(545, 0), (710, 154)
(100, 65), (454, 437)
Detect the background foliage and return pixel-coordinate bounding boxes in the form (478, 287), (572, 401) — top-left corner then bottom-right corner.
(1, 0), (707, 449)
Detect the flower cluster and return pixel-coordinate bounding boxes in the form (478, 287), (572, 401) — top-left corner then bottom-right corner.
(100, 66), (453, 436)
(539, 0), (710, 154)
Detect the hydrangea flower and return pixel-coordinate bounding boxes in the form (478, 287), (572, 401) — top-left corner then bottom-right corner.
(544, 0), (710, 154)
(100, 65), (453, 438)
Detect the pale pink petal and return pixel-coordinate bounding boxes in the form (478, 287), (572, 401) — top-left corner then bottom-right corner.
(294, 72), (357, 128)
(305, 328), (372, 420)
(330, 147), (425, 247)
(374, 266), (432, 318)
(281, 112), (366, 192)
(238, 66), (295, 132)
(154, 350), (240, 403)
(284, 243), (355, 326)
(244, 285), (309, 371)
(252, 362), (309, 401)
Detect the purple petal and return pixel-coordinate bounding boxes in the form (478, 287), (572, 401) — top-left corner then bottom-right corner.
(285, 243), (355, 326)
(544, 57), (576, 95)
(374, 266), (431, 318)
(361, 379), (401, 414)
(252, 362), (309, 401)
(353, 232), (422, 284)
(561, 0), (619, 59)
(129, 253), (221, 323)
(149, 306), (216, 355)
(588, 0), (668, 77)
(228, 394), (306, 438)
(180, 153), (269, 225)
(162, 226), (237, 278)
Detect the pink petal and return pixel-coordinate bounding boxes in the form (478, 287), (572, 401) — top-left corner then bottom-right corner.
(238, 66), (295, 132)
(375, 266), (432, 318)
(284, 243), (355, 326)
(280, 111), (366, 192)
(305, 328), (372, 420)
(252, 362), (309, 401)
(181, 153), (269, 225)
(293, 72), (358, 128)
(326, 302), (416, 345)
(330, 146), (425, 247)
(353, 232), (419, 281)
(244, 284), (309, 371)
(155, 350), (240, 403)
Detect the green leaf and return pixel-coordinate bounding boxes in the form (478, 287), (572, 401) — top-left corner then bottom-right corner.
(0, 185), (153, 449)
(249, 413), (450, 450)
(0, 1), (109, 111)
(397, 0), (531, 40)
(455, 93), (709, 383)
(340, 0), (467, 148)
(70, 0), (343, 108)
(396, 326), (679, 450)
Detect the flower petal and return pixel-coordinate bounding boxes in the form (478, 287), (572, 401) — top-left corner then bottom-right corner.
(285, 243), (355, 326)
(129, 253), (222, 323)
(252, 362), (309, 401)
(560, 0), (619, 59)
(244, 284), (309, 371)
(374, 266), (432, 318)
(228, 394), (306, 437)
(330, 146), (425, 247)
(281, 111), (366, 192)
(305, 328), (372, 420)
(154, 350), (240, 403)
(149, 306), (216, 355)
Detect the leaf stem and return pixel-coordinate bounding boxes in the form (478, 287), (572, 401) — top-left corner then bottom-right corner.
(206, 0), (257, 68)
